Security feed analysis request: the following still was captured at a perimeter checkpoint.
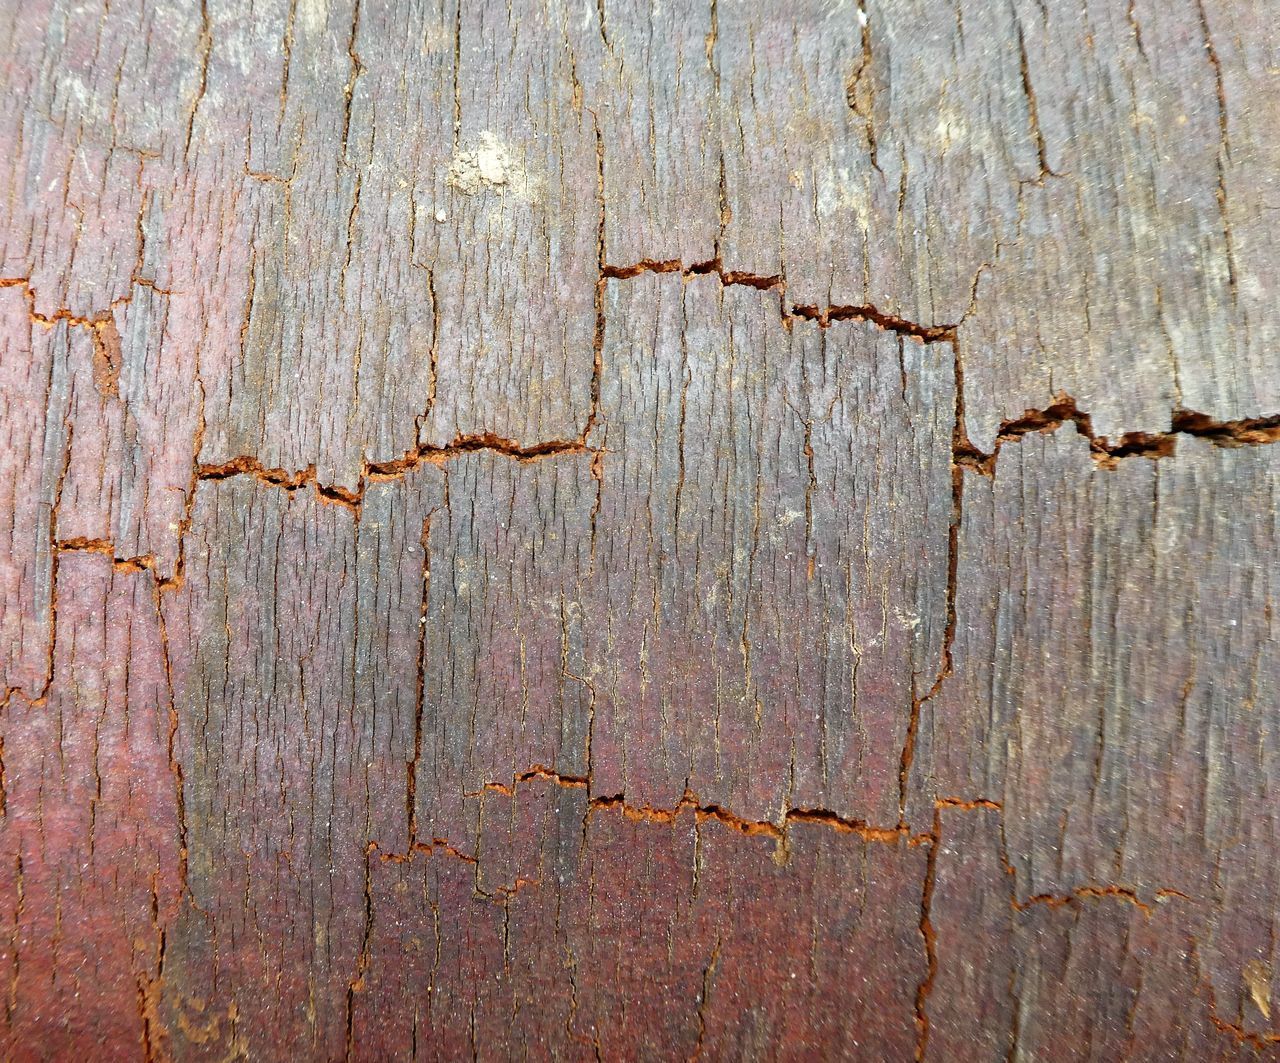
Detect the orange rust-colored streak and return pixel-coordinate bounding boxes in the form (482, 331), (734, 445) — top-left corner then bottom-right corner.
(1011, 883), (1193, 918)
(197, 434), (594, 515)
(0, 276), (133, 329)
(953, 393), (1280, 475)
(933, 797), (1003, 812)
(1190, 939), (1280, 1048)
(1208, 1016), (1280, 1050)
(56, 537), (160, 575)
(1171, 408), (1280, 447)
(90, 318), (123, 397)
(914, 809), (942, 1062)
(421, 766), (931, 850)
(603, 258), (953, 341)
(600, 259), (683, 279)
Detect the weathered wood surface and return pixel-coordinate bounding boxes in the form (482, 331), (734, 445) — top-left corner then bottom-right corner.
(2, 0), (1279, 1058)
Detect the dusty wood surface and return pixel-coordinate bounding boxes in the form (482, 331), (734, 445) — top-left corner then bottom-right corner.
(2, 0), (1279, 1059)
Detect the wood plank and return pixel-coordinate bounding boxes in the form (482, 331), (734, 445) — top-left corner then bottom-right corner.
(2, 0), (1280, 1058)
(910, 430), (1280, 1047)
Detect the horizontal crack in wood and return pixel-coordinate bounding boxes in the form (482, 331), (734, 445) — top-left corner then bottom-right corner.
(955, 393), (1280, 474)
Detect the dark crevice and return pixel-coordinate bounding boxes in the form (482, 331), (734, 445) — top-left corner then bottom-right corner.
(955, 395), (1280, 475)
(197, 433), (594, 513)
(914, 811), (940, 1062)
(603, 258), (955, 341)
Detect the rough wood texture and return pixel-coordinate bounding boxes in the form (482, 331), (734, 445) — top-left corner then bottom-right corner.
(2, 0), (1279, 1059)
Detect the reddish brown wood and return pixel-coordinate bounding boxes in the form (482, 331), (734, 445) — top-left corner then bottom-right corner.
(2, 0), (1279, 1059)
